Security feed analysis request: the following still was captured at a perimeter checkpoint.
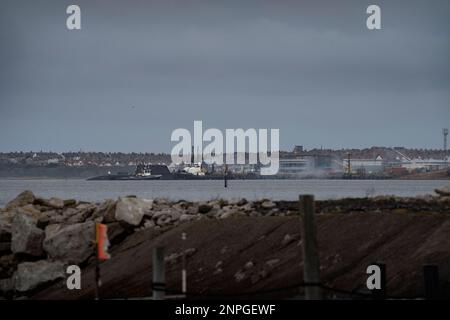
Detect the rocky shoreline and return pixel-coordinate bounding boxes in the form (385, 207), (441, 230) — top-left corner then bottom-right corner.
(1, 187), (449, 299)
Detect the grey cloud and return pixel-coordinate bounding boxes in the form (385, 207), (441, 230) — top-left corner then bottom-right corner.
(0, 0), (449, 152)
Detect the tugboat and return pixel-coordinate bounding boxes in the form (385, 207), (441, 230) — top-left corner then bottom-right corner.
(87, 164), (162, 181)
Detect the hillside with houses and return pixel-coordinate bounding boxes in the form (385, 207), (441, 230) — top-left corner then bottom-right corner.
(0, 146), (448, 179)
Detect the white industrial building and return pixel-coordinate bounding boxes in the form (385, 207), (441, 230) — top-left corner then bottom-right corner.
(343, 155), (384, 174)
(278, 157), (314, 176)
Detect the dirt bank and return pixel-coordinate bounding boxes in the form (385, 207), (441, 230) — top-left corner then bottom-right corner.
(1, 189), (449, 300)
(33, 212), (450, 300)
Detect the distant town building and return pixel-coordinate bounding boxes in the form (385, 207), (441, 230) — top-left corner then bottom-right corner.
(278, 157), (314, 176)
(292, 145), (304, 155)
(343, 155), (384, 174)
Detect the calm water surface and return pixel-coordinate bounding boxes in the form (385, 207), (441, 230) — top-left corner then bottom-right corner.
(0, 179), (448, 207)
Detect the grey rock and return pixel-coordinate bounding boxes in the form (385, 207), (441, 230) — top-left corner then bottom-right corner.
(152, 209), (171, 219)
(66, 207), (95, 224)
(204, 208), (219, 218)
(435, 186), (450, 197)
(35, 197), (64, 209)
(170, 210), (182, 220)
(48, 198), (65, 209)
(91, 199), (116, 222)
(76, 203), (94, 210)
(13, 260), (65, 293)
(62, 208), (78, 218)
(47, 215), (65, 225)
(11, 213), (44, 257)
(42, 209), (59, 217)
(171, 202), (188, 213)
(115, 197), (153, 226)
(43, 221), (95, 264)
(195, 214), (206, 221)
(143, 219), (155, 229)
(236, 198), (248, 206)
(266, 208), (279, 216)
(241, 203), (253, 212)
(15, 204), (43, 219)
(187, 204), (199, 215)
(152, 200), (171, 211)
(5, 190), (35, 210)
(218, 207), (237, 219)
(156, 214), (172, 227)
(261, 200), (276, 209)
(179, 214), (197, 223)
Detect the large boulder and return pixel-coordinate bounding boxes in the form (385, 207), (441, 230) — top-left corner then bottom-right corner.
(64, 204), (96, 224)
(43, 221), (95, 264)
(435, 186), (450, 197)
(114, 197), (153, 226)
(13, 260), (65, 293)
(34, 197), (64, 209)
(16, 204), (43, 219)
(91, 199), (116, 223)
(11, 213), (44, 257)
(66, 210), (93, 224)
(261, 200), (276, 209)
(179, 213), (195, 222)
(5, 190), (35, 210)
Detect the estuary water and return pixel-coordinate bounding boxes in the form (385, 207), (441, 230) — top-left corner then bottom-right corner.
(0, 179), (448, 207)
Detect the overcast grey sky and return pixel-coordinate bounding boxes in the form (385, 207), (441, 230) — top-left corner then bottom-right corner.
(0, 0), (449, 152)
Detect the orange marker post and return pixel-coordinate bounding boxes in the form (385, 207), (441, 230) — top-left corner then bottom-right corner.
(94, 223), (110, 300)
(96, 223), (111, 261)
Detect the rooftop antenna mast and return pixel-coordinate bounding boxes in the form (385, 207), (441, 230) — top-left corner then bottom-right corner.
(347, 153), (352, 176)
(443, 128), (448, 151)
(444, 128), (448, 167)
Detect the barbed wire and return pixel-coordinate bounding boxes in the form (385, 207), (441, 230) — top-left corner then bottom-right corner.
(150, 282), (424, 300)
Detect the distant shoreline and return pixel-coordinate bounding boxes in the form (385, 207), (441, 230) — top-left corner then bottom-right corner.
(1, 163), (449, 181)
(0, 176), (449, 181)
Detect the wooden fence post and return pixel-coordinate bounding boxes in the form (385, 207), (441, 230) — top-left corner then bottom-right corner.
(152, 247), (166, 300)
(423, 265), (439, 300)
(299, 195), (322, 300)
(182, 232), (187, 296)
